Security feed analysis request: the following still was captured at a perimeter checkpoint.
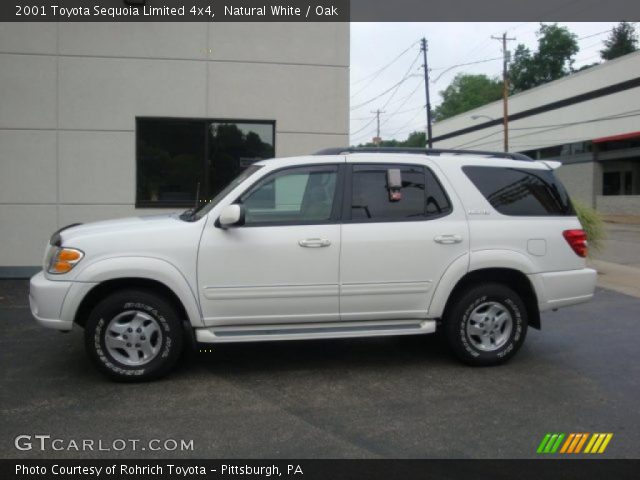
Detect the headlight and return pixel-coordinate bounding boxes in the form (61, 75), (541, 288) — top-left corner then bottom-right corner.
(47, 247), (84, 274)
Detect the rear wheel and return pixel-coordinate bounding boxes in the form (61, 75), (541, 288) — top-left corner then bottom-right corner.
(84, 289), (183, 381)
(444, 283), (527, 366)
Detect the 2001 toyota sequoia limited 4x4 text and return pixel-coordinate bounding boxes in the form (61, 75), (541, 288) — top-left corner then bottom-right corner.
(30, 147), (597, 381)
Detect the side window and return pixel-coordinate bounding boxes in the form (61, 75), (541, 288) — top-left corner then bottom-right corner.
(350, 164), (452, 221)
(424, 167), (453, 217)
(240, 166), (338, 225)
(463, 166), (574, 216)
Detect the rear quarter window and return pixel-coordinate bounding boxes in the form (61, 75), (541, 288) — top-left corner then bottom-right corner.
(463, 166), (574, 216)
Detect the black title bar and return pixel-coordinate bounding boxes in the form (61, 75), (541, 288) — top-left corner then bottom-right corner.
(3, 459), (640, 480)
(4, 1), (350, 22)
(3, 0), (640, 22)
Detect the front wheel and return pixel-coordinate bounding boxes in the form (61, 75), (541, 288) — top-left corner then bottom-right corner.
(84, 289), (184, 381)
(443, 283), (528, 366)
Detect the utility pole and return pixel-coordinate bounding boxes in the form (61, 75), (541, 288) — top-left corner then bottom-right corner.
(491, 32), (515, 152)
(371, 109), (385, 146)
(420, 38), (433, 148)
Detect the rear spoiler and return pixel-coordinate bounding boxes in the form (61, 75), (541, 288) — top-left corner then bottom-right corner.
(535, 160), (562, 170)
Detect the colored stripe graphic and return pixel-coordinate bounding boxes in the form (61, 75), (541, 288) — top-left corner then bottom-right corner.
(550, 433), (565, 453)
(567, 433), (583, 453)
(537, 434), (552, 454)
(560, 433), (575, 453)
(538, 433), (613, 454)
(584, 434), (599, 453)
(574, 433), (589, 453)
(537, 433), (565, 454)
(598, 434), (613, 453)
(585, 433), (614, 454)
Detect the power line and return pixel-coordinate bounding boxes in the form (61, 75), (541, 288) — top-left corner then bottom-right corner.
(389, 109), (425, 137)
(379, 52), (421, 110)
(379, 84), (423, 129)
(380, 79), (423, 108)
(351, 126), (378, 145)
(576, 22), (636, 41)
(352, 83), (421, 140)
(387, 105), (424, 116)
(431, 57), (503, 83)
(350, 75), (418, 110)
(350, 52), (422, 139)
(350, 40), (420, 98)
(350, 114), (378, 136)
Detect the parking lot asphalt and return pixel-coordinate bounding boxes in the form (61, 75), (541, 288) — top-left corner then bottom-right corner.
(1, 280), (639, 459)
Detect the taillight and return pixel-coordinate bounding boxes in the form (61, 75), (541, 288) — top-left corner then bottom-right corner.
(563, 229), (588, 258)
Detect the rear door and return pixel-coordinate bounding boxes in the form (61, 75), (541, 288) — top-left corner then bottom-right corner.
(339, 161), (469, 321)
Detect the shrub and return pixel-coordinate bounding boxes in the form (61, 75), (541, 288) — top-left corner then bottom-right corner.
(572, 199), (606, 254)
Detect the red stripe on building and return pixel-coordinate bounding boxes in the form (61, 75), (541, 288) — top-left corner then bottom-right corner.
(592, 131), (640, 143)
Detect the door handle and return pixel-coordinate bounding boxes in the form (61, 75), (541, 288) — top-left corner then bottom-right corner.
(434, 234), (463, 244)
(298, 238), (331, 248)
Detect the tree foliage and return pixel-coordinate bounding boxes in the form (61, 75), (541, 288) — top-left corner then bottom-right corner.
(600, 22), (638, 60)
(432, 73), (502, 121)
(510, 23), (579, 93)
(358, 131), (426, 148)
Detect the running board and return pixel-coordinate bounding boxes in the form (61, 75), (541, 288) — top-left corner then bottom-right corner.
(195, 320), (436, 344)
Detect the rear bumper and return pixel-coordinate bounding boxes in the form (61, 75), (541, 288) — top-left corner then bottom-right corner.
(529, 268), (597, 311)
(29, 271), (74, 331)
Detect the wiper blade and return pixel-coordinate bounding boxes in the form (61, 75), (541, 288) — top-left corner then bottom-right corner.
(179, 209), (195, 221)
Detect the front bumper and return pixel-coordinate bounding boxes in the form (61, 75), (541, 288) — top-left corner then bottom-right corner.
(29, 271), (74, 331)
(529, 267), (597, 312)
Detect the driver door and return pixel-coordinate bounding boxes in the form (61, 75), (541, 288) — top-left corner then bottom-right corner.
(197, 164), (343, 327)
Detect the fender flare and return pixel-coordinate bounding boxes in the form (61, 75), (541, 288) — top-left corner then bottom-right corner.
(71, 256), (204, 328)
(428, 249), (538, 319)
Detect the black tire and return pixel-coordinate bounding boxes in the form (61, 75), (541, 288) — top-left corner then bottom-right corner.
(443, 283), (527, 366)
(84, 289), (184, 382)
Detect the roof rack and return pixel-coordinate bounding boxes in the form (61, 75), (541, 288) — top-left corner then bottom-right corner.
(313, 146), (533, 161)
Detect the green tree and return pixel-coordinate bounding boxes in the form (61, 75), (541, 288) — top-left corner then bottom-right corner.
(357, 131), (426, 148)
(510, 23), (579, 93)
(600, 22), (638, 60)
(403, 131), (426, 147)
(433, 73), (502, 121)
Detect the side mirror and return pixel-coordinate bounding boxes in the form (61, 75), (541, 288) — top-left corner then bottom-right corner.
(218, 204), (245, 228)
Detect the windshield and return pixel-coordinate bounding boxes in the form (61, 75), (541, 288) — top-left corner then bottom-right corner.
(188, 165), (263, 221)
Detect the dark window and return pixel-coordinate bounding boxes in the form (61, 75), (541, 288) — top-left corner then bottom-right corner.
(137, 118), (275, 207)
(602, 171), (634, 196)
(239, 166), (338, 225)
(625, 171), (633, 195)
(350, 164), (452, 221)
(603, 172), (622, 195)
(463, 166), (574, 216)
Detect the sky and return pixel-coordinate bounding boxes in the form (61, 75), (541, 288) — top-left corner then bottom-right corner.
(349, 22), (625, 145)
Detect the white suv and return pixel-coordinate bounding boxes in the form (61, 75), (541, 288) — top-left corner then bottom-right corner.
(29, 148), (597, 381)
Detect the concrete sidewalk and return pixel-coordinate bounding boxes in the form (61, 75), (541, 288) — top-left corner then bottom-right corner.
(590, 220), (640, 299)
(590, 259), (640, 299)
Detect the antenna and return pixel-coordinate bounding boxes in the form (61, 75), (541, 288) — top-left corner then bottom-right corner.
(194, 181), (201, 211)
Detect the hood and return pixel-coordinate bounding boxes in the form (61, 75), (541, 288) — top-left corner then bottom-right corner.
(56, 214), (183, 245)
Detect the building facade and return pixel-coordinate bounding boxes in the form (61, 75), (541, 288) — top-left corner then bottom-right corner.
(0, 22), (349, 276)
(431, 51), (640, 216)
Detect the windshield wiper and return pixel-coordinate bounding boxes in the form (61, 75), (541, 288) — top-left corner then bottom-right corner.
(179, 182), (201, 221)
(179, 208), (195, 221)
